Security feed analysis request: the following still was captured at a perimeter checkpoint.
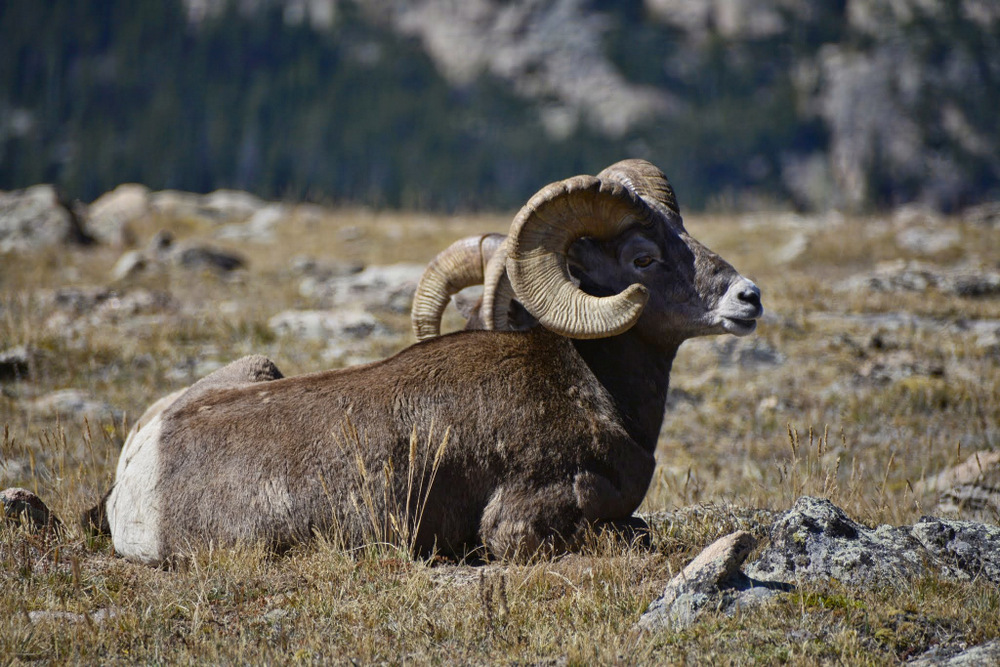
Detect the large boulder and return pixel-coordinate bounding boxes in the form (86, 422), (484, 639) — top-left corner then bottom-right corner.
(0, 185), (88, 253)
(85, 183), (150, 247)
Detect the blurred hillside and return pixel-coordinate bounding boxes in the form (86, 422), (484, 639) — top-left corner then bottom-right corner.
(1, 0), (998, 212)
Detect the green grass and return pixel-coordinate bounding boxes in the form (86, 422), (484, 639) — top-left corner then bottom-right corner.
(2, 207), (998, 662)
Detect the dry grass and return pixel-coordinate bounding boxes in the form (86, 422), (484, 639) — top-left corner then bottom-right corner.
(1, 205), (998, 663)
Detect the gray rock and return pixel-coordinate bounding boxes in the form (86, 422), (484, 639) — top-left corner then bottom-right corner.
(113, 230), (245, 277)
(911, 517), (1000, 583)
(855, 349), (945, 386)
(909, 639), (1000, 666)
(268, 309), (385, 341)
(935, 485), (1000, 524)
(150, 189), (265, 225)
(378, 0), (672, 137)
(299, 262), (425, 313)
(215, 203), (288, 242)
(27, 389), (121, 422)
(0, 345), (32, 381)
(0, 185), (76, 253)
(173, 244), (245, 272)
(201, 189), (266, 221)
(895, 226), (960, 255)
(838, 261), (1000, 298)
(638, 531), (789, 631)
(748, 497), (930, 584)
(747, 497), (1000, 586)
(1, 487), (59, 531)
(289, 255), (365, 279)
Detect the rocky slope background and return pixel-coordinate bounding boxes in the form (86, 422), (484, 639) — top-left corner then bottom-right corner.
(2, 0), (999, 211)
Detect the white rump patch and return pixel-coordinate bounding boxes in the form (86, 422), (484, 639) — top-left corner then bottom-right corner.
(108, 413), (165, 564)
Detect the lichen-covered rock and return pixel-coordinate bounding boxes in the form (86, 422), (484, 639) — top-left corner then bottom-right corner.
(1, 487), (60, 531)
(910, 518), (1000, 584)
(909, 639), (1000, 666)
(748, 497), (931, 583)
(747, 497), (1000, 586)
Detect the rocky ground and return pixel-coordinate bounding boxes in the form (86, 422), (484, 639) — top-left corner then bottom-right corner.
(1, 182), (998, 662)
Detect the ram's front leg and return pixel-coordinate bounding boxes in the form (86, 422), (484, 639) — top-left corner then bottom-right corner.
(479, 472), (650, 560)
(479, 483), (586, 561)
(573, 471), (652, 548)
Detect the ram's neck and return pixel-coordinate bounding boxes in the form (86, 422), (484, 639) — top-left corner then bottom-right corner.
(573, 331), (679, 453)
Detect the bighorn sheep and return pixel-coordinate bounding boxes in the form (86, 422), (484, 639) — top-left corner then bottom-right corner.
(94, 159), (763, 564)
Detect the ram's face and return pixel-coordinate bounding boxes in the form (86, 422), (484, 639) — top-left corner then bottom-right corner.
(568, 219), (762, 343)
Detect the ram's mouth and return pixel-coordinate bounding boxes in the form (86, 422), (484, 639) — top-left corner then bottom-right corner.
(722, 316), (758, 336)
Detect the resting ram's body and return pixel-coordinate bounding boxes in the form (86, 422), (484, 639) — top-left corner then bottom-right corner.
(109, 328), (659, 563)
(102, 159), (763, 564)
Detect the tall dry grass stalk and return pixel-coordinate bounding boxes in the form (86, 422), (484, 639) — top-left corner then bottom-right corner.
(330, 417), (450, 558)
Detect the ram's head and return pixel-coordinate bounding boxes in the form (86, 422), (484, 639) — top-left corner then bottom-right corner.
(412, 159), (762, 345)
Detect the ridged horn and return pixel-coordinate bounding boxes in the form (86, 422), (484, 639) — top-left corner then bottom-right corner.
(597, 159), (681, 225)
(480, 237), (517, 331)
(411, 233), (506, 340)
(506, 174), (655, 339)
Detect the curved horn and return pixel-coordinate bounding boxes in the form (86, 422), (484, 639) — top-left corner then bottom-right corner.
(506, 174), (656, 339)
(411, 233), (506, 340)
(480, 237), (517, 331)
(596, 159), (681, 223)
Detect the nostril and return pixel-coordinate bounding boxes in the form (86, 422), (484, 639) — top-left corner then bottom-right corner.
(738, 287), (761, 308)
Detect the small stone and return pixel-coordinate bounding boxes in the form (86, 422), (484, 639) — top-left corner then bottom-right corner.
(173, 244), (245, 272)
(1, 487), (59, 531)
(110, 250), (148, 281)
(638, 531), (780, 631)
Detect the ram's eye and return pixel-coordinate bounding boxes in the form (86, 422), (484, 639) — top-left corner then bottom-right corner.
(633, 256), (655, 268)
